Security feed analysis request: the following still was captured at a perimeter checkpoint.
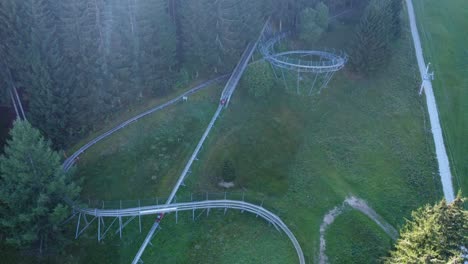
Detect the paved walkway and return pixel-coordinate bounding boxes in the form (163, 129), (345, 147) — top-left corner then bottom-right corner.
(406, 0), (455, 202)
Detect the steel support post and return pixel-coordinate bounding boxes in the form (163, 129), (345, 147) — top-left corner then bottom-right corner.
(270, 63), (279, 79)
(75, 213), (82, 239)
(309, 72), (320, 96)
(281, 68), (289, 91)
(319, 71), (335, 94)
(297, 70), (301, 95)
(98, 216), (101, 242)
(138, 200), (142, 233)
(119, 216), (122, 239)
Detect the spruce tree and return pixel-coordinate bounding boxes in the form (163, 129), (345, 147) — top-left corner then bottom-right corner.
(0, 121), (80, 251)
(136, 0), (177, 96)
(349, 0), (394, 75)
(385, 195), (468, 264)
(222, 160), (236, 182)
(26, 0), (74, 147)
(181, 0), (265, 75)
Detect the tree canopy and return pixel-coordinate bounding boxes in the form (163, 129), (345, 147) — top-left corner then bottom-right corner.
(349, 0), (401, 75)
(298, 2), (330, 45)
(0, 121), (80, 251)
(386, 195), (468, 264)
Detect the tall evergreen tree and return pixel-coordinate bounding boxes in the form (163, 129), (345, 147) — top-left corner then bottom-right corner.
(0, 0), (30, 110)
(180, 0), (219, 75)
(349, 0), (394, 75)
(26, 0), (73, 147)
(136, 0), (177, 96)
(0, 121), (80, 251)
(181, 0), (265, 75)
(386, 195), (467, 264)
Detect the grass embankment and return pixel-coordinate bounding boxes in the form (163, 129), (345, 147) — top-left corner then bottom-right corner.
(412, 0), (468, 193)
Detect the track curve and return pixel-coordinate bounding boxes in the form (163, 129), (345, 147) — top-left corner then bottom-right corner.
(65, 19), (306, 264)
(76, 199), (305, 264)
(260, 32), (348, 73)
(62, 75), (228, 171)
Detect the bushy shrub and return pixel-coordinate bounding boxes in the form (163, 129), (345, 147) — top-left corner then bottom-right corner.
(242, 62), (275, 98)
(221, 160), (236, 182)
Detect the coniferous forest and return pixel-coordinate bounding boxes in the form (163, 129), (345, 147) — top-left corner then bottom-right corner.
(0, 0), (361, 148)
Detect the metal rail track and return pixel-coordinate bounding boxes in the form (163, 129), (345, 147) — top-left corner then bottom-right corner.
(65, 18), (305, 264)
(62, 75), (228, 171)
(75, 200), (305, 264)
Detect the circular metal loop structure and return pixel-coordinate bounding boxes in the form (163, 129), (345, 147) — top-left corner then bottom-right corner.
(259, 28), (348, 95)
(260, 33), (348, 73)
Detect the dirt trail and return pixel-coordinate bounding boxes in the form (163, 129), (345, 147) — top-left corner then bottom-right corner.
(318, 196), (397, 264)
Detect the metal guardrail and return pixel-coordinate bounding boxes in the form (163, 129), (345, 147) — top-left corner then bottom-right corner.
(75, 200), (305, 264)
(259, 31), (348, 73)
(62, 75), (229, 171)
(66, 18), (305, 264)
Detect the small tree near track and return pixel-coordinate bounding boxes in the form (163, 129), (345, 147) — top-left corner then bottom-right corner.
(221, 160), (236, 183)
(0, 121), (80, 253)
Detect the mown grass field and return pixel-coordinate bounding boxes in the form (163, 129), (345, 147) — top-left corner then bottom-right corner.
(325, 210), (393, 263)
(3, 6), (446, 264)
(413, 0), (468, 193)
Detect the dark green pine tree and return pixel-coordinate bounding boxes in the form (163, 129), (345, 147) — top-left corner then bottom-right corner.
(26, 0), (74, 147)
(135, 0), (177, 96)
(349, 0), (393, 75)
(222, 160), (236, 182)
(55, 0), (99, 138)
(386, 195), (467, 264)
(0, 0), (17, 104)
(181, 0), (266, 75)
(103, 0), (138, 109)
(0, 0), (30, 109)
(0, 121), (80, 252)
(180, 0), (220, 75)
